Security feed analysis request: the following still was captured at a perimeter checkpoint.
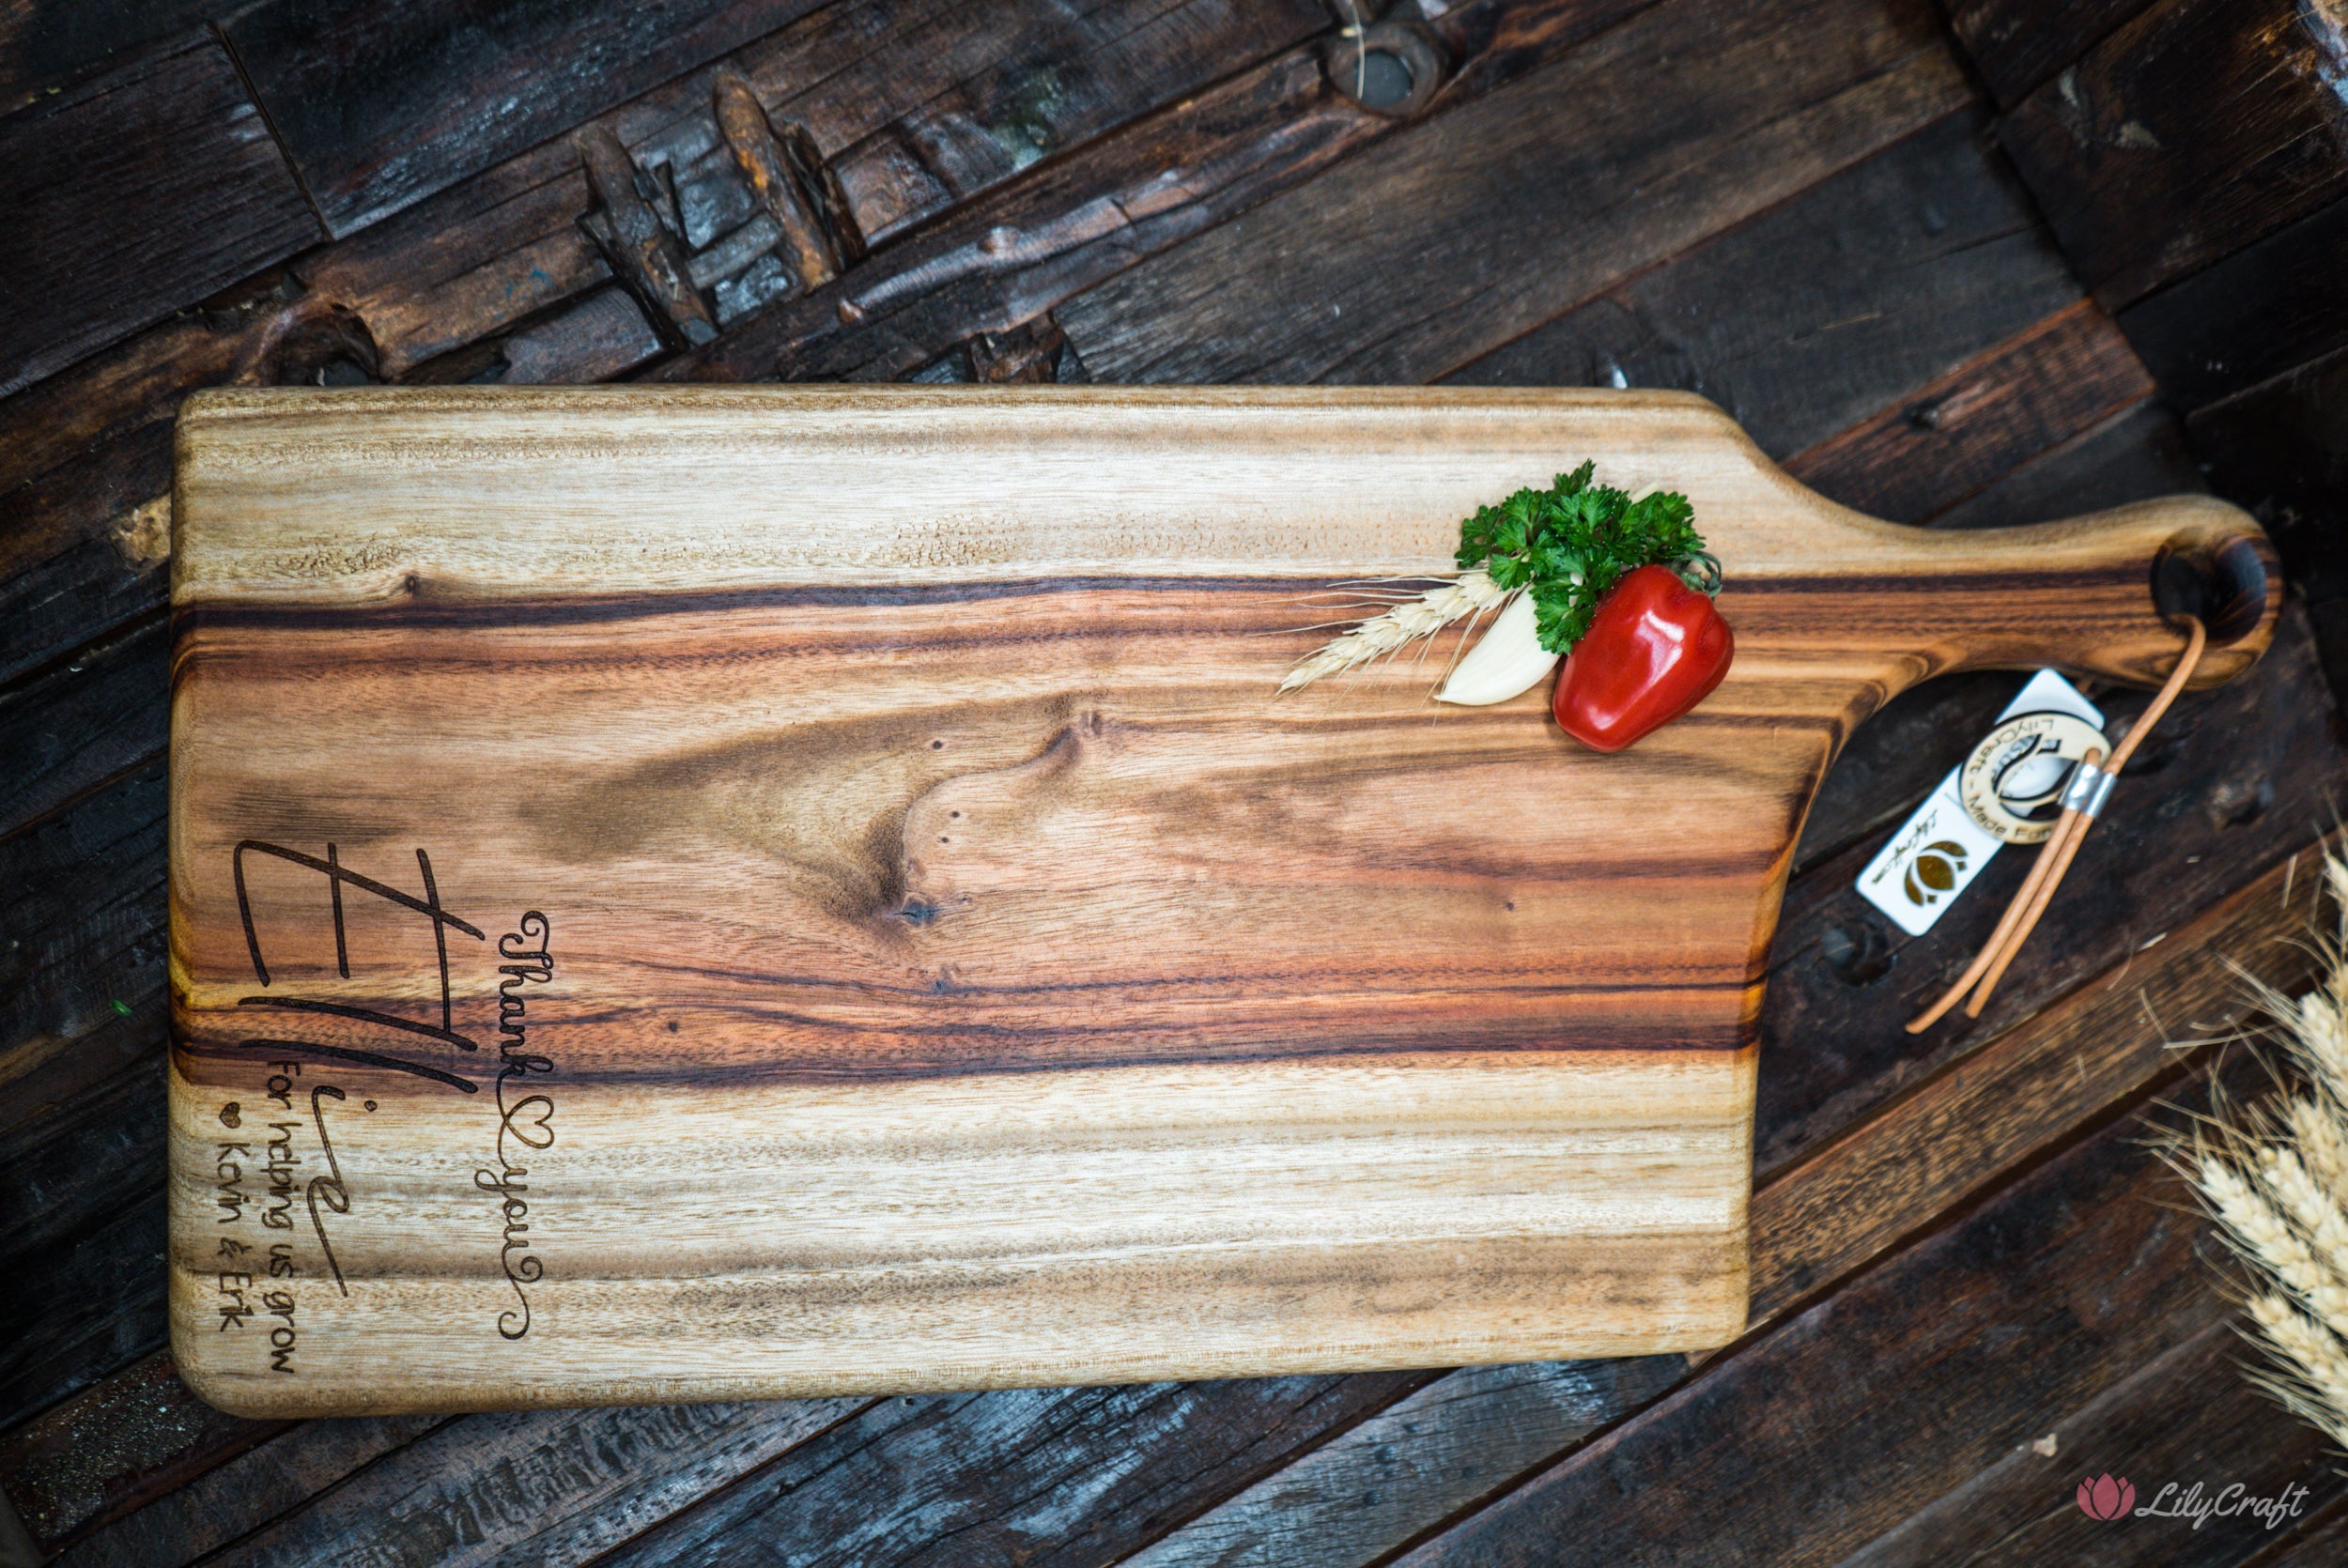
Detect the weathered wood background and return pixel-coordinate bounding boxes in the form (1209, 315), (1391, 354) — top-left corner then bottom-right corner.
(3, 0), (2346, 1561)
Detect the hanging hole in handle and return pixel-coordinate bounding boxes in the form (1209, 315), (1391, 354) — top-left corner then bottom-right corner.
(2151, 531), (2273, 646)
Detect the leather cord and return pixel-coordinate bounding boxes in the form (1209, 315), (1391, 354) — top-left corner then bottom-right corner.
(1906, 617), (2209, 1034)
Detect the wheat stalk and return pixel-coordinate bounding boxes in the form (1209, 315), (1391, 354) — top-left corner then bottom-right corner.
(2173, 850), (2348, 1447)
(2245, 1293), (2348, 1445)
(1277, 569), (1512, 694)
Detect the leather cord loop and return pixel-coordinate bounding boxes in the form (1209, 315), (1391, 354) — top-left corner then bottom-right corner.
(1906, 617), (2209, 1034)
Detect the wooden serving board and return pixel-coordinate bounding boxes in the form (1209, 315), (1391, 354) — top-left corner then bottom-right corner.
(166, 387), (2278, 1418)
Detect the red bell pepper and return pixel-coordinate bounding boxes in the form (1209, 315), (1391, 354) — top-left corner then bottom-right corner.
(1552, 564), (1734, 752)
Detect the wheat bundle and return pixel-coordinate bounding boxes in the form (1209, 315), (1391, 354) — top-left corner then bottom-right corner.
(2174, 852), (2348, 1445)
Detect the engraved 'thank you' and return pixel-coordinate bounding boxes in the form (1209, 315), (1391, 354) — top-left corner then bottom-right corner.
(478, 913), (556, 1340)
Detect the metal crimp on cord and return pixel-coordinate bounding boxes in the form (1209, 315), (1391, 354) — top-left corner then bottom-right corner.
(2057, 761), (2116, 821)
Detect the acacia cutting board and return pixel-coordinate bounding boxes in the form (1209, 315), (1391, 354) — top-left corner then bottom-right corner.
(166, 386), (2278, 1417)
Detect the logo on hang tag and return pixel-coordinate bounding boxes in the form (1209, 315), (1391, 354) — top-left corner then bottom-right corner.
(1957, 711), (2111, 845)
(1861, 790), (2006, 936)
(1857, 671), (2107, 937)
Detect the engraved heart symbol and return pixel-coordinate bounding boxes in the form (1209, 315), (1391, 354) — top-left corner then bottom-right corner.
(503, 1094), (556, 1150)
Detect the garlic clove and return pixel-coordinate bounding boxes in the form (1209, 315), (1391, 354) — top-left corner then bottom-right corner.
(1435, 591), (1558, 706)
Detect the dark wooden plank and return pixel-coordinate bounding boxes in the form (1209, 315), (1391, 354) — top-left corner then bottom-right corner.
(1840, 1318), (2340, 1564)
(658, 45), (1379, 384)
(33, 1301), (1408, 1566)
(1388, 1058), (2254, 1567)
(590, 1375), (1427, 1568)
(0, 763), (168, 1091)
(809, 0), (1329, 247)
(1057, 0), (1970, 383)
(2185, 342), (2348, 709)
(0, 1072), (168, 1438)
(0, 33), (321, 399)
(0, 0), (225, 110)
(1926, 398), (2204, 533)
(2263, 1503), (2348, 1566)
(0, 269), (329, 501)
(64, 1428), (457, 1568)
(493, 287), (667, 385)
(1995, 0), (2348, 308)
(0, 763), (172, 1431)
(1781, 300), (2155, 523)
(1446, 108), (2079, 459)
(2117, 188), (2348, 412)
(0, 768), (171, 1455)
(1113, 1360), (1691, 1568)
(0, 764), (171, 1432)
(284, 0), (1324, 375)
(43, 1407), (443, 1567)
(0, 994), (160, 1158)
(1942, 0), (2156, 109)
(2186, 344), (2348, 609)
(0, 1354), (282, 1558)
(0, 427), (174, 692)
(658, 0), (1669, 387)
(0, 613), (165, 841)
(170, 1399), (868, 1568)
(219, 0), (825, 238)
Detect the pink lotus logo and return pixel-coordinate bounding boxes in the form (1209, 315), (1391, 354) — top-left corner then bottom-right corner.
(2077, 1474), (2136, 1521)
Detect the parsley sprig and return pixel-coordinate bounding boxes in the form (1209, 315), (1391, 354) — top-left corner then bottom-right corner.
(1454, 462), (1713, 654)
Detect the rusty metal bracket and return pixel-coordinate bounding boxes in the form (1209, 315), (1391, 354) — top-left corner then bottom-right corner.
(712, 69), (867, 298)
(575, 125), (719, 349)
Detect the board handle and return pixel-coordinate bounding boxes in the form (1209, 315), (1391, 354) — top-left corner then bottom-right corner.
(1819, 494), (2282, 691)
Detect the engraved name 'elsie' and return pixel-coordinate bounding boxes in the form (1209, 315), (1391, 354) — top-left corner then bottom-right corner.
(476, 914), (556, 1340)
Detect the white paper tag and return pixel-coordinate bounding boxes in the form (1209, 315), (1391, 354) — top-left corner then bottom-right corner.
(1856, 671), (2106, 936)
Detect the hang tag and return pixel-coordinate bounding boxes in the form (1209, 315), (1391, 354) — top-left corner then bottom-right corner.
(1856, 671), (2106, 936)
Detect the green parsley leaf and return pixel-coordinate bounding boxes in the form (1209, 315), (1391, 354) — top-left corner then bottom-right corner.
(1452, 464), (1710, 654)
